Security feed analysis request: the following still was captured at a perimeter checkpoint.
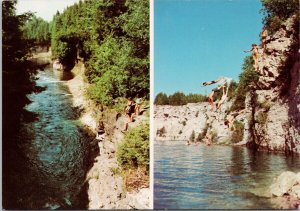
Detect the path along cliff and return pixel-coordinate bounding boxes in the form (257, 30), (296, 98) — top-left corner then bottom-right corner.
(155, 16), (299, 154)
(66, 61), (150, 209)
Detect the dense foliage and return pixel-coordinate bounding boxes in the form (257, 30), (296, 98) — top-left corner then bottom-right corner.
(2, 1), (37, 208)
(51, 0), (149, 105)
(155, 92), (207, 105)
(230, 56), (259, 111)
(261, 0), (299, 33)
(117, 122), (149, 170)
(23, 15), (51, 48)
(2, 0), (35, 132)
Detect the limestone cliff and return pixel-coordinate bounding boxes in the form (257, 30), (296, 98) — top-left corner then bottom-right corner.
(154, 102), (235, 144)
(244, 16), (299, 154)
(67, 62), (150, 209)
(155, 16), (299, 154)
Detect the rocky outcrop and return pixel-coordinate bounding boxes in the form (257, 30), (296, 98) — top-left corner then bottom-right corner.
(155, 16), (299, 154)
(270, 171), (300, 209)
(154, 101), (240, 144)
(67, 62), (150, 209)
(244, 16), (300, 154)
(270, 171), (300, 197)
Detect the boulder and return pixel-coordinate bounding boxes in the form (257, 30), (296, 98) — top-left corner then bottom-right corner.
(291, 185), (300, 198)
(270, 171), (298, 196)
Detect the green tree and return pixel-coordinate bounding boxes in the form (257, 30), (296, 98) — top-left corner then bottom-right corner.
(51, 0), (149, 104)
(261, 0), (299, 33)
(23, 15), (51, 48)
(154, 92), (169, 105)
(230, 56), (259, 111)
(168, 92), (187, 105)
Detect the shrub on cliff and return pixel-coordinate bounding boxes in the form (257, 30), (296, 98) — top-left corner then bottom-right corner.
(196, 124), (209, 142)
(189, 130), (195, 142)
(261, 0), (299, 33)
(230, 56), (259, 111)
(117, 122), (149, 170)
(117, 122), (149, 191)
(231, 121), (244, 143)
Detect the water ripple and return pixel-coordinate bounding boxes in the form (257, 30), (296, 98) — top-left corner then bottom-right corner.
(154, 141), (300, 209)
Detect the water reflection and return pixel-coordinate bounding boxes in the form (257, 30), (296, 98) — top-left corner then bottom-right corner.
(154, 141), (300, 209)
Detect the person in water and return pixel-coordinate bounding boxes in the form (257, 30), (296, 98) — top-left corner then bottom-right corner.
(208, 84), (225, 111)
(260, 26), (268, 50)
(244, 44), (260, 72)
(122, 97), (135, 132)
(224, 109), (246, 131)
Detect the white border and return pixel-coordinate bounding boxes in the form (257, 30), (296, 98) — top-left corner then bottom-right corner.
(149, 0), (154, 209)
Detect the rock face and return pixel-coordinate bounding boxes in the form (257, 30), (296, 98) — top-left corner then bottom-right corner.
(244, 16), (300, 154)
(67, 62), (150, 209)
(270, 171), (300, 209)
(154, 102), (239, 144)
(154, 16), (300, 154)
(270, 171), (300, 197)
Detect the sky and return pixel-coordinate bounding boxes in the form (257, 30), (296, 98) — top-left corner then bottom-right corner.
(16, 0), (80, 22)
(154, 0), (264, 96)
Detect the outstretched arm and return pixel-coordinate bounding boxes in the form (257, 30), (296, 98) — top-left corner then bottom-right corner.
(244, 47), (253, 53)
(202, 77), (224, 86)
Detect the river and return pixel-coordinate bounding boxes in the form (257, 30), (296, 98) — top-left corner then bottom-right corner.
(154, 141), (300, 209)
(3, 65), (92, 209)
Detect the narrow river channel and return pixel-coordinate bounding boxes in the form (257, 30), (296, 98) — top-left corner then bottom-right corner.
(3, 65), (92, 209)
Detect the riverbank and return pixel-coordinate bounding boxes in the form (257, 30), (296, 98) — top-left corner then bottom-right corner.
(66, 61), (150, 209)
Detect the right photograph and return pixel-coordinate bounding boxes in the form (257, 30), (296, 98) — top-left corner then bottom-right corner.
(153, 0), (299, 209)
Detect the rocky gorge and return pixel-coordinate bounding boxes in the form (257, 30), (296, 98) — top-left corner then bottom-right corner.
(66, 61), (150, 209)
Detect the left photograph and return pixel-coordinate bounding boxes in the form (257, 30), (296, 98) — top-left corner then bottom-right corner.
(2, 0), (150, 209)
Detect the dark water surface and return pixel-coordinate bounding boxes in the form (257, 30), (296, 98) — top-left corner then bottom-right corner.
(154, 141), (300, 209)
(3, 67), (91, 209)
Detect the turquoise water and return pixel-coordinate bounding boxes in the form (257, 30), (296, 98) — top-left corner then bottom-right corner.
(3, 67), (91, 209)
(154, 141), (300, 209)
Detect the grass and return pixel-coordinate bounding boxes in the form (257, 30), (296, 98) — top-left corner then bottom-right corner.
(123, 167), (149, 192)
(256, 111), (268, 125)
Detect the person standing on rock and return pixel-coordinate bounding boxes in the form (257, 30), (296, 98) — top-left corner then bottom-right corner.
(244, 44), (260, 72)
(122, 97), (136, 132)
(260, 26), (268, 50)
